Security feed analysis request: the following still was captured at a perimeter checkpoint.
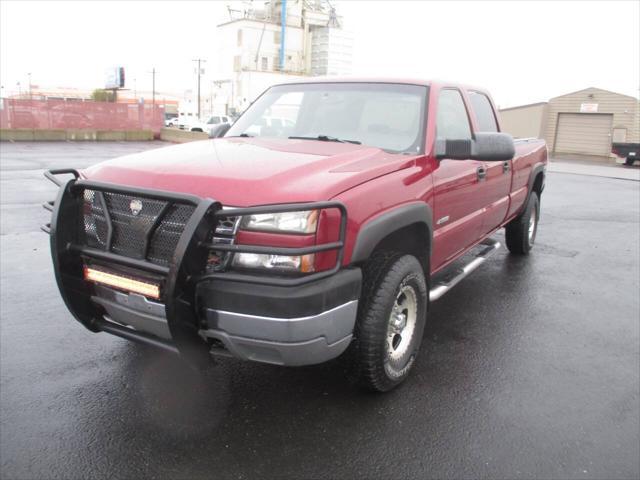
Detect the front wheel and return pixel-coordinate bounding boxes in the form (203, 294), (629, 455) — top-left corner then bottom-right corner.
(505, 191), (540, 254)
(347, 252), (428, 392)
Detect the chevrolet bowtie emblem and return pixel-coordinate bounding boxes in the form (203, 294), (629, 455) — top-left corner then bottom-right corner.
(129, 199), (143, 216)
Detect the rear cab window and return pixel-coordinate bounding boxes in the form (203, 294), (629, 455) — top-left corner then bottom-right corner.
(468, 91), (499, 132)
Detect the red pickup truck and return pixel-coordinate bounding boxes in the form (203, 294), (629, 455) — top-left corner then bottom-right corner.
(44, 79), (547, 391)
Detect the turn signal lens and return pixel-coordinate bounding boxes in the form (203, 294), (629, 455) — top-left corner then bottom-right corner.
(84, 266), (160, 299)
(232, 253), (315, 272)
(300, 253), (315, 273)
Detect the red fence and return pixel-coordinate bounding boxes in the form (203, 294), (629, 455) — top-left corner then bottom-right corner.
(0, 98), (164, 134)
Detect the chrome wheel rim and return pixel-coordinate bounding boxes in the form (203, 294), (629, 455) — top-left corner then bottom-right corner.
(528, 205), (537, 244)
(387, 285), (418, 362)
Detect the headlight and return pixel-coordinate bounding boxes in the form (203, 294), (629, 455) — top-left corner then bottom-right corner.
(240, 210), (318, 234)
(232, 253), (315, 272)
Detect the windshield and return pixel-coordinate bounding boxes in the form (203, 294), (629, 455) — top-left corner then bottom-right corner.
(226, 83), (428, 154)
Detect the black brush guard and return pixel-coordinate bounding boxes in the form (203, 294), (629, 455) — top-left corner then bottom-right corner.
(43, 169), (348, 367)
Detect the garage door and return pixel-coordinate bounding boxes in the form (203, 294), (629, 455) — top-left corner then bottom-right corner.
(555, 113), (613, 156)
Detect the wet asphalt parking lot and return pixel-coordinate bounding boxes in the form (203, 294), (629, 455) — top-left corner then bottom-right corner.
(1, 141), (638, 479)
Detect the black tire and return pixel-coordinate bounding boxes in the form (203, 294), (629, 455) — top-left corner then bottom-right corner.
(625, 156), (635, 166)
(347, 252), (428, 392)
(505, 191), (540, 254)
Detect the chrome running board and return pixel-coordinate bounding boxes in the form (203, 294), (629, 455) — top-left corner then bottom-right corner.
(429, 238), (501, 301)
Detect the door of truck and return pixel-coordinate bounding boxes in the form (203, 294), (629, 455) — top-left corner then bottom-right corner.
(431, 88), (485, 271)
(467, 91), (512, 236)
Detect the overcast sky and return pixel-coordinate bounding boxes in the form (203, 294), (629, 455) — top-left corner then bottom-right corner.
(1, 0), (638, 107)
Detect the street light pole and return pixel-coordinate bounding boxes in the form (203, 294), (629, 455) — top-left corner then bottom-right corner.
(148, 67), (156, 124)
(27, 73), (32, 100)
(192, 58), (206, 119)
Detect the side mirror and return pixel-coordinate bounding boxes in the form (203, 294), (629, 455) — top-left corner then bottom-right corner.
(435, 132), (515, 161)
(210, 123), (231, 138)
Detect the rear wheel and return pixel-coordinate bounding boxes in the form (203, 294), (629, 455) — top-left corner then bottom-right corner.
(347, 252), (427, 392)
(505, 191), (540, 254)
(625, 156), (636, 166)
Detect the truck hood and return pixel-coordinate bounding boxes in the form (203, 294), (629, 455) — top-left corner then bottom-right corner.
(83, 137), (417, 206)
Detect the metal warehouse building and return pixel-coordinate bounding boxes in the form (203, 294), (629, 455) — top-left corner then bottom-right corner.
(500, 87), (639, 161)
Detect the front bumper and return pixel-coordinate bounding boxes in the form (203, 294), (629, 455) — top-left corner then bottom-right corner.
(198, 267), (361, 365)
(91, 267), (361, 366)
(201, 301), (357, 366)
(43, 169), (356, 367)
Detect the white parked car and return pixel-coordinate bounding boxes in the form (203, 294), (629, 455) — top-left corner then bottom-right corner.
(188, 115), (232, 136)
(178, 114), (196, 131)
(165, 117), (179, 127)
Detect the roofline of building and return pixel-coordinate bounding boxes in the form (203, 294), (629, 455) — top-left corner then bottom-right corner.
(550, 87), (639, 101)
(499, 101), (548, 112)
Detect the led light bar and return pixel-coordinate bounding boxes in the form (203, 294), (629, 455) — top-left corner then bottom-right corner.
(84, 266), (161, 300)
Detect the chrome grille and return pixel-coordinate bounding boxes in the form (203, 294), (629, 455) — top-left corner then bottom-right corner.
(215, 216), (238, 235)
(207, 214), (240, 272)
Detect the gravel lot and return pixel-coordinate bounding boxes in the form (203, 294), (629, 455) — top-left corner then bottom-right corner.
(1, 141), (638, 479)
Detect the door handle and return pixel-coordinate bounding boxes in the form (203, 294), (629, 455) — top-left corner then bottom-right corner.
(503, 160), (510, 173)
(477, 166), (487, 181)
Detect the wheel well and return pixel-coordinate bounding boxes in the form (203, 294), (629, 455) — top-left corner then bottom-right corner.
(532, 171), (544, 196)
(191, 128), (203, 132)
(368, 222), (430, 274)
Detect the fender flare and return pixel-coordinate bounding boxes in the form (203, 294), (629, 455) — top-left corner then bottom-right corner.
(527, 164), (546, 201)
(350, 203), (433, 264)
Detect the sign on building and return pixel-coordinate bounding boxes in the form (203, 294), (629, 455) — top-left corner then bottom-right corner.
(580, 103), (598, 113)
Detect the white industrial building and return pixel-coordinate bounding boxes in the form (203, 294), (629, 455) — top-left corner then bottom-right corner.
(182, 0), (353, 118)
(500, 87), (639, 162)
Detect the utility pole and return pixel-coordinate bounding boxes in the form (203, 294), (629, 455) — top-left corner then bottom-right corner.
(149, 67), (156, 123)
(27, 73), (32, 100)
(192, 58), (206, 119)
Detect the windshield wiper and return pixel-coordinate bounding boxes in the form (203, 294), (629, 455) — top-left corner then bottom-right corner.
(289, 135), (361, 145)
